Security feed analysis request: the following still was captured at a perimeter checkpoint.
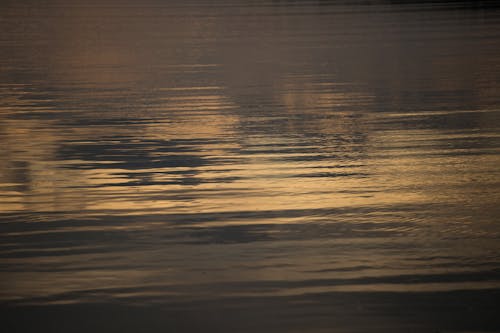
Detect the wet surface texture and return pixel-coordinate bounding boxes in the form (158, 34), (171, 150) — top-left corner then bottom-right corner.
(1, 1), (500, 332)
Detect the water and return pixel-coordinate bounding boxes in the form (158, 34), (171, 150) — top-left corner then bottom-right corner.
(1, 0), (500, 332)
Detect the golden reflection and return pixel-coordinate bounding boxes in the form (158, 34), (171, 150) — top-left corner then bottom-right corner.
(2, 73), (499, 304)
(0, 87), (240, 214)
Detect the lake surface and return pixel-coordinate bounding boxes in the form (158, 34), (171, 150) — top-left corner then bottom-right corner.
(1, 0), (500, 332)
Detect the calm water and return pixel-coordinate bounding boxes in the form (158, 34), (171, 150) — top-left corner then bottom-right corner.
(1, 0), (500, 332)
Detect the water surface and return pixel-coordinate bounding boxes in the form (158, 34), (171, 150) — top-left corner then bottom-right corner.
(1, 0), (500, 332)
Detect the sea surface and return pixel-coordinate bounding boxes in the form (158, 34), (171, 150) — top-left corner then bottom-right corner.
(1, 0), (500, 332)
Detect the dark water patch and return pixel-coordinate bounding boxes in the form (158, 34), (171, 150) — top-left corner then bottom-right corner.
(3, 289), (500, 333)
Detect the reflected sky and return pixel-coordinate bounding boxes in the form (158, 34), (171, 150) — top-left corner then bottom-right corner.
(1, 1), (500, 332)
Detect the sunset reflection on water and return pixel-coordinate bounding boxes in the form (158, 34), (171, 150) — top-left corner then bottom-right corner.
(1, 1), (500, 332)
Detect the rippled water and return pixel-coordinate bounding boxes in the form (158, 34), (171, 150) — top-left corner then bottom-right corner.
(1, 0), (500, 332)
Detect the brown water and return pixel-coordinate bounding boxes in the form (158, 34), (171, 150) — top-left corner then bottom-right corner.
(1, 1), (500, 332)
